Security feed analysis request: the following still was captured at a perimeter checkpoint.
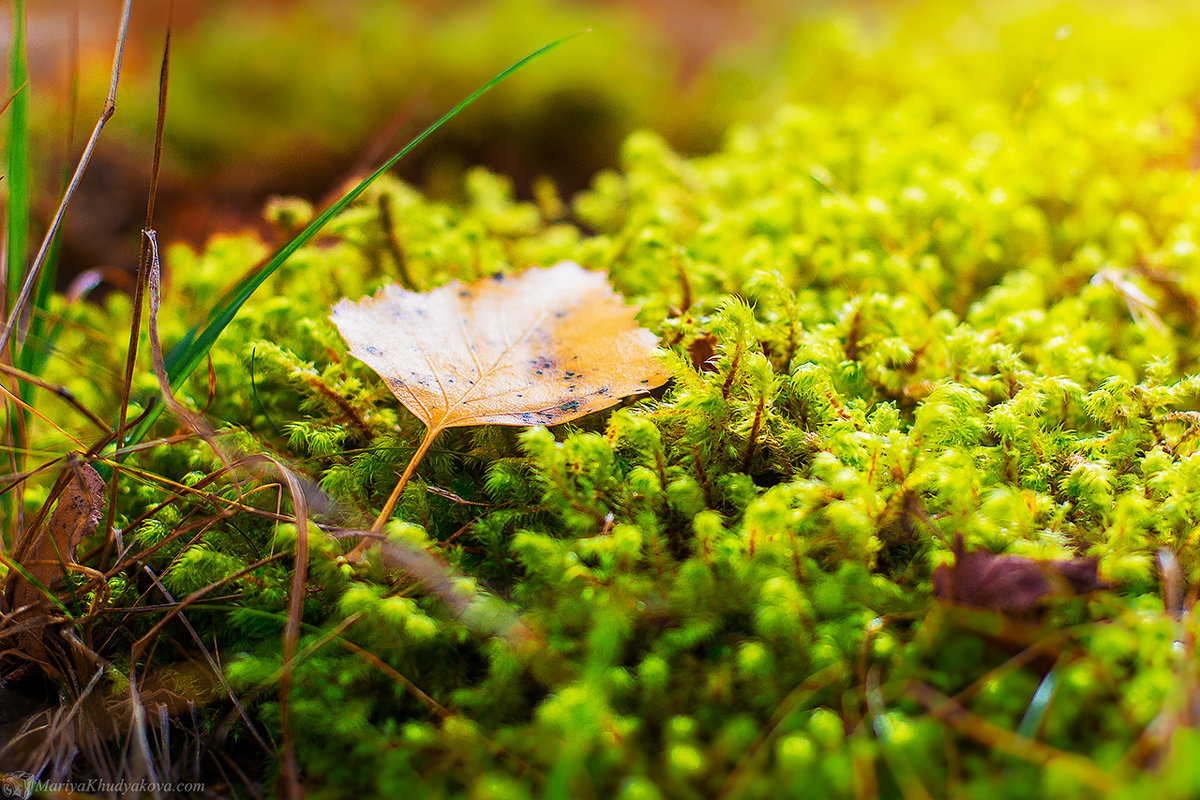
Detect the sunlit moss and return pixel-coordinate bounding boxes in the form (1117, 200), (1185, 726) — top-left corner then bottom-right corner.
(27, 2), (1200, 796)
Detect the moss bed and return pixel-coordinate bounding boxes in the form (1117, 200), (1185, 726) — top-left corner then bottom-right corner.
(16, 2), (1200, 798)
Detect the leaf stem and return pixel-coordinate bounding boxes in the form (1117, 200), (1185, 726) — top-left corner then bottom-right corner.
(374, 425), (439, 531)
(347, 424), (441, 560)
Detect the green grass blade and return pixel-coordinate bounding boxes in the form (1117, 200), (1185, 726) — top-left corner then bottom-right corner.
(3, 0), (65, 422)
(15, 0), (80, 382)
(6, 0), (31, 360)
(4, 0), (32, 503)
(19, 28), (78, 381)
(17, 233), (63, 379)
(122, 31), (585, 448)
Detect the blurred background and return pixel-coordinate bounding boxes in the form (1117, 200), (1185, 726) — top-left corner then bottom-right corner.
(8, 0), (1200, 285)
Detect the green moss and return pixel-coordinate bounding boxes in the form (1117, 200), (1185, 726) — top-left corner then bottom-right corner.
(25, 1), (1200, 796)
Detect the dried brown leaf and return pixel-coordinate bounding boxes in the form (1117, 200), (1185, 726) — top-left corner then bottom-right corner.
(688, 333), (719, 372)
(4, 461), (105, 613)
(933, 536), (1110, 611)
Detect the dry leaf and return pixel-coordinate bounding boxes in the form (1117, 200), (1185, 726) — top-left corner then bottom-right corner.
(331, 261), (668, 545)
(4, 460), (106, 613)
(332, 261), (667, 430)
(933, 535), (1110, 612)
(2, 460), (105, 674)
(687, 333), (719, 372)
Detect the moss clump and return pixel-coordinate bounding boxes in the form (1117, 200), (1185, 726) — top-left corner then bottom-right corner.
(27, 2), (1200, 797)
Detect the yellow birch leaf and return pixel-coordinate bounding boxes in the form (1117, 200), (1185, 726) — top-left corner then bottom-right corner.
(330, 260), (668, 543)
(332, 260), (667, 431)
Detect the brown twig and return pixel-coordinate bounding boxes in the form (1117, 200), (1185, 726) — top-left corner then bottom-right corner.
(105, 12), (172, 569)
(742, 394), (765, 473)
(0, 362), (110, 433)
